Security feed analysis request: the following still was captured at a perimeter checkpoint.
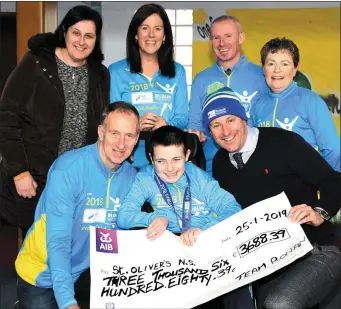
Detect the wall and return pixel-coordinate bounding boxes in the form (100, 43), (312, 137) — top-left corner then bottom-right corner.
(55, 1), (340, 67)
(2, 1), (339, 67)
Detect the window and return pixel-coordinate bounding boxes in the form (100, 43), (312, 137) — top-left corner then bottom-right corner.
(166, 9), (193, 99)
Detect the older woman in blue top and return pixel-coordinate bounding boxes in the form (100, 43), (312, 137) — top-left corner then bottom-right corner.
(250, 37), (340, 172)
(109, 3), (189, 169)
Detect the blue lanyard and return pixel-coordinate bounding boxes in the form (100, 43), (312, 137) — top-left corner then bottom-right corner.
(154, 172), (191, 233)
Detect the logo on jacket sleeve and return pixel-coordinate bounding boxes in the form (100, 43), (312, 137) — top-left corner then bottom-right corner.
(96, 228), (118, 253)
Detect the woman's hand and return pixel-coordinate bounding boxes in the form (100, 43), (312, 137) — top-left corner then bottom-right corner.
(140, 112), (158, 131)
(288, 204), (324, 227)
(14, 174), (38, 198)
(67, 305), (81, 309)
(180, 228), (202, 246)
(147, 217), (169, 240)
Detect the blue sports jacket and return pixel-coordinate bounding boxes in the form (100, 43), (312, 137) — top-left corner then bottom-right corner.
(15, 143), (137, 309)
(117, 162), (241, 232)
(249, 81), (340, 172)
(109, 59), (189, 169)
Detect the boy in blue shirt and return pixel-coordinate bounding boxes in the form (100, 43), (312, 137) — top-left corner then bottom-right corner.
(117, 125), (241, 246)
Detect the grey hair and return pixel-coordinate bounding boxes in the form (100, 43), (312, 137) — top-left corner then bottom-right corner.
(210, 15), (243, 38)
(101, 101), (140, 132)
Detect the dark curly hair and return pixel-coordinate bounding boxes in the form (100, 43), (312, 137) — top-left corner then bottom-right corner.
(261, 37), (299, 67)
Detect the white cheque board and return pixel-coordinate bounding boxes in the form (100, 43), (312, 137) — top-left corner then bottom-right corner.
(90, 192), (313, 309)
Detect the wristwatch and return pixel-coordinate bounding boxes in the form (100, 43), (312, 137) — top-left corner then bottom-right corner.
(313, 207), (331, 221)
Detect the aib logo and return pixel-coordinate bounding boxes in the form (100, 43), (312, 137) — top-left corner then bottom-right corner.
(96, 228), (118, 253)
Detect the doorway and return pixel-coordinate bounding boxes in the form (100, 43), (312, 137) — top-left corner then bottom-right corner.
(0, 12), (17, 96)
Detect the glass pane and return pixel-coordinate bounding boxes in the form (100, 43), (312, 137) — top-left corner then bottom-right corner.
(176, 10), (193, 25)
(166, 9), (175, 25)
(175, 46), (192, 66)
(175, 26), (193, 45)
(184, 66), (192, 86)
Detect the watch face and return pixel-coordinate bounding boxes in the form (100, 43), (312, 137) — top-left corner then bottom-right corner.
(321, 211), (330, 220)
(315, 208), (330, 220)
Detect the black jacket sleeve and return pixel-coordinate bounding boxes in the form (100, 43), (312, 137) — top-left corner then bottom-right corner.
(0, 52), (36, 178)
(285, 131), (341, 218)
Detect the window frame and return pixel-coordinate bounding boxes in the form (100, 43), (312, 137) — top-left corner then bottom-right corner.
(166, 9), (193, 97)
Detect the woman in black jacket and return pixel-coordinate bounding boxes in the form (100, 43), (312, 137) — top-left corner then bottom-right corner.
(0, 5), (110, 233)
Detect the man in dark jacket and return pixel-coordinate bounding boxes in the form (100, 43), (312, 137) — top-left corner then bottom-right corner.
(0, 5), (110, 233)
(203, 86), (341, 309)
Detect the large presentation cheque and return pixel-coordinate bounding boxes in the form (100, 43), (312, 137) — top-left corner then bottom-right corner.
(90, 192), (313, 309)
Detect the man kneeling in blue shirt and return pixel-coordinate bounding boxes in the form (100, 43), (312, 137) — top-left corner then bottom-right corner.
(15, 102), (140, 309)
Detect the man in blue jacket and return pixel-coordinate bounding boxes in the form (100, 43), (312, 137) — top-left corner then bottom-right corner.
(188, 15), (268, 174)
(15, 102), (140, 309)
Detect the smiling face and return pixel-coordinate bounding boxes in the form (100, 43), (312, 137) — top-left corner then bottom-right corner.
(64, 20), (96, 66)
(151, 145), (190, 184)
(210, 19), (245, 68)
(136, 13), (165, 58)
(209, 115), (248, 153)
(264, 50), (298, 93)
(98, 111), (139, 171)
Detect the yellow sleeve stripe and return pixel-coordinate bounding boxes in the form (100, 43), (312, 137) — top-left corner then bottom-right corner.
(15, 214), (48, 285)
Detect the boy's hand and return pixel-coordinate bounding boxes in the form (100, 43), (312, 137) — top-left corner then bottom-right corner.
(67, 305), (80, 309)
(147, 217), (169, 240)
(180, 228), (202, 246)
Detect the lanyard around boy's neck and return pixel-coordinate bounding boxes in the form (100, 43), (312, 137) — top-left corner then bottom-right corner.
(154, 172), (191, 233)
